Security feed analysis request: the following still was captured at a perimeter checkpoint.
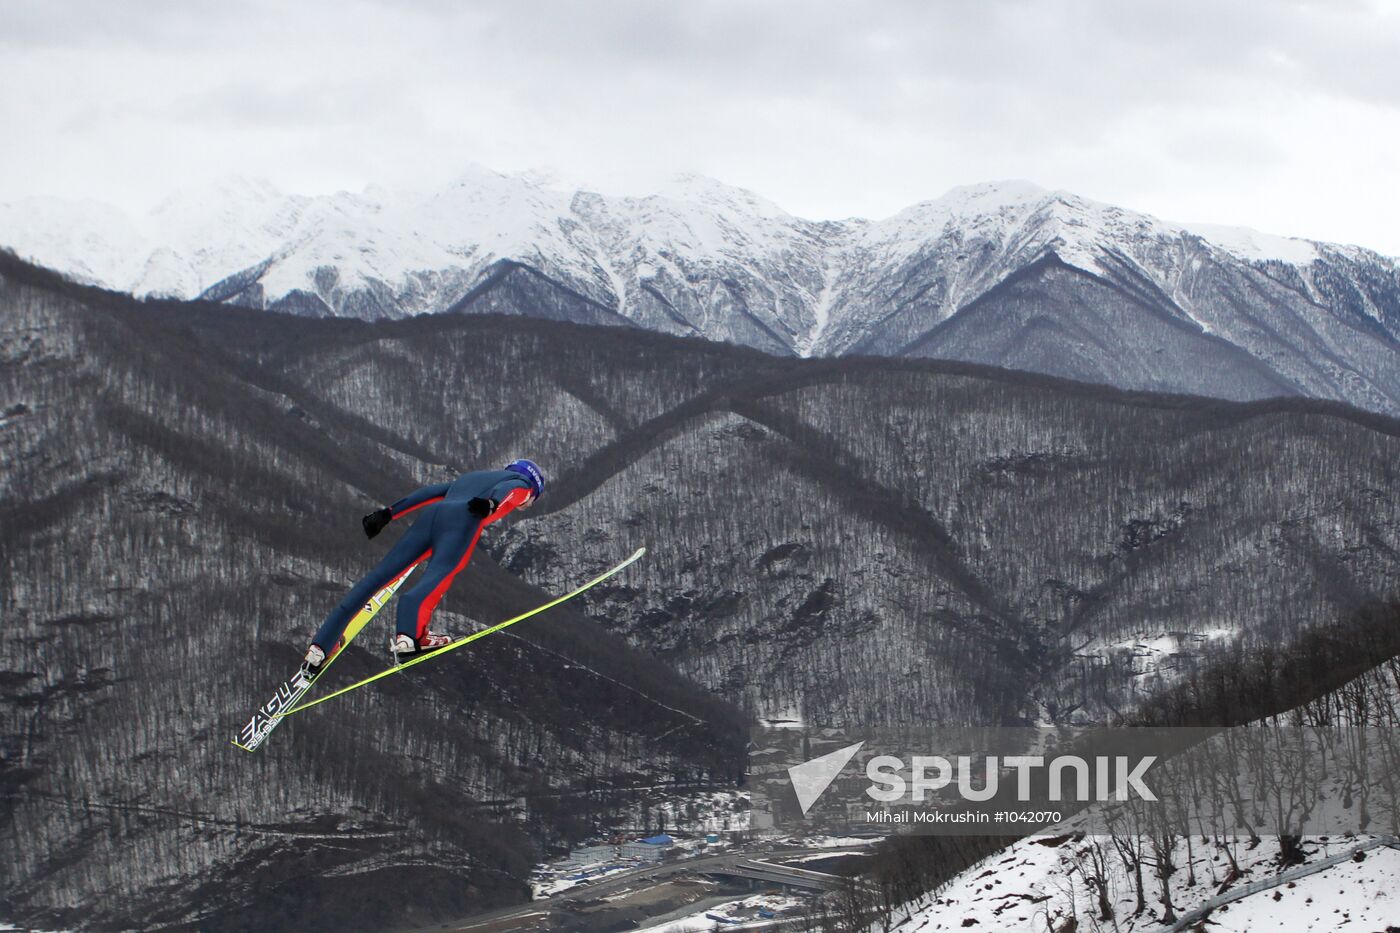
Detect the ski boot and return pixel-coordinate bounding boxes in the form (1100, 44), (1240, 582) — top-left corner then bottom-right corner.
(300, 639), (341, 679)
(389, 631), (454, 665)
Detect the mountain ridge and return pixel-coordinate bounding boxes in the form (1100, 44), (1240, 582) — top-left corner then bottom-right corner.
(4, 170), (1396, 416)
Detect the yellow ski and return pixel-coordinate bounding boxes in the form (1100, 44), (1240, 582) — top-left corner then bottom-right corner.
(281, 547), (646, 717)
(231, 564), (417, 752)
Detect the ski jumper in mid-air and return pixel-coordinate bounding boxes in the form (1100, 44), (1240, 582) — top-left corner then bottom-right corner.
(302, 459), (546, 673)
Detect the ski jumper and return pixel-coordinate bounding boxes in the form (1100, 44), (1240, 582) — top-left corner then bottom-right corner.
(311, 470), (533, 651)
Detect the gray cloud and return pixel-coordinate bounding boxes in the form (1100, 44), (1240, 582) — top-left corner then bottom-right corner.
(1, 0), (1397, 253)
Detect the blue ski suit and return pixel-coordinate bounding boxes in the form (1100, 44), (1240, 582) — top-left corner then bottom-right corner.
(311, 470), (535, 651)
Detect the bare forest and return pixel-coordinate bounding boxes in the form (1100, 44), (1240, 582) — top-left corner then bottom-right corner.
(2, 253), (1398, 931)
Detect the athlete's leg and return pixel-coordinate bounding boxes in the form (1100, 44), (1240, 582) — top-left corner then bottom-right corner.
(395, 502), (481, 640)
(312, 514), (433, 650)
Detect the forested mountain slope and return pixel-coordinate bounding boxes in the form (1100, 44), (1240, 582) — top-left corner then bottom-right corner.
(209, 277), (1400, 727)
(3, 252), (1398, 930)
(0, 256), (744, 932)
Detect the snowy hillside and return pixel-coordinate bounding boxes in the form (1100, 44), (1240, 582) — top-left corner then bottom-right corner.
(885, 831), (1400, 932)
(3, 170), (1398, 414)
(872, 659), (1400, 932)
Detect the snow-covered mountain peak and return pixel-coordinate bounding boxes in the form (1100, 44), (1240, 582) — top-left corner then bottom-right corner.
(927, 178), (1051, 211)
(856, 180), (1062, 267)
(886, 181), (1161, 243)
(0, 194), (147, 289)
(3, 171), (1396, 414)
(132, 176), (309, 297)
(2, 171), (1370, 309)
(945, 181), (1325, 267)
(655, 172), (795, 221)
(854, 179), (1333, 286)
(413, 171), (577, 258)
(566, 173), (818, 272)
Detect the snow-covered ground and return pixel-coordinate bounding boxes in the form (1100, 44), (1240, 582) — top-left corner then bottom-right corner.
(529, 834), (741, 899)
(772, 833), (886, 850)
(1084, 626), (1235, 672)
(879, 661), (1400, 931)
(781, 849), (875, 865)
(881, 833), (1400, 932)
(634, 892), (805, 932)
(531, 859), (639, 899)
(639, 789), (750, 836)
(1205, 845), (1400, 932)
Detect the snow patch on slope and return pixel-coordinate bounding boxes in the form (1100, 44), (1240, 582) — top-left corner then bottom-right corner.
(881, 833), (1400, 933)
(1181, 222), (1321, 264)
(798, 254), (840, 358)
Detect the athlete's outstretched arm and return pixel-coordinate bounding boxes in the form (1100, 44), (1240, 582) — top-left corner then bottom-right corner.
(363, 482), (452, 538)
(388, 482), (452, 518)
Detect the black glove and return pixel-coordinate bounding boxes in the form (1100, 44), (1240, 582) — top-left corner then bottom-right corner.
(362, 507), (393, 539)
(468, 497), (498, 518)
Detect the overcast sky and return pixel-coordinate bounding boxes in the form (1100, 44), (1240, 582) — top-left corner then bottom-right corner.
(2, 0), (1398, 253)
